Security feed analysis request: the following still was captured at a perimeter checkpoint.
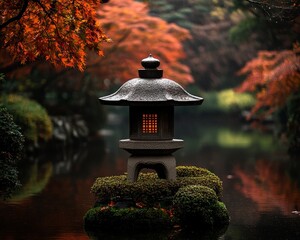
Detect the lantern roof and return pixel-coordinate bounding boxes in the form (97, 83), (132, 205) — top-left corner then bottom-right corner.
(99, 55), (203, 106)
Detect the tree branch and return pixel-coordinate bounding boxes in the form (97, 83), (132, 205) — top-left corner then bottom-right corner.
(247, 0), (299, 10)
(0, 0), (29, 30)
(246, 0), (300, 21)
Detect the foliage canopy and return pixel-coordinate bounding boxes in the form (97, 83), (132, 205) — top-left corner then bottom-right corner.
(237, 43), (300, 116)
(0, 0), (110, 71)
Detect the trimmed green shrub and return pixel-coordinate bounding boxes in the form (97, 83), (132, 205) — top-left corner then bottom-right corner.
(0, 106), (24, 199)
(91, 166), (222, 206)
(173, 185), (229, 228)
(213, 201), (230, 226)
(86, 166), (229, 232)
(173, 185), (217, 226)
(84, 206), (172, 231)
(92, 175), (170, 206)
(176, 165), (215, 177)
(0, 94), (52, 143)
(175, 176), (222, 199)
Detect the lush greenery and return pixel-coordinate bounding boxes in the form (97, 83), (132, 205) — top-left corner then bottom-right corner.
(176, 165), (216, 177)
(85, 166), (229, 231)
(91, 166), (223, 206)
(0, 106), (24, 199)
(183, 125), (277, 152)
(200, 89), (255, 114)
(173, 185), (229, 228)
(0, 94), (53, 143)
(84, 206), (172, 231)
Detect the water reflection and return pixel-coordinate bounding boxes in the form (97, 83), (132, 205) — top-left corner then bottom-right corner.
(0, 138), (127, 240)
(8, 162), (53, 204)
(0, 115), (300, 239)
(235, 159), (300, 215)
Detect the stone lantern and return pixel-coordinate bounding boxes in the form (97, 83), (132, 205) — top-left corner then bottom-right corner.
(99, 55), (203, 181)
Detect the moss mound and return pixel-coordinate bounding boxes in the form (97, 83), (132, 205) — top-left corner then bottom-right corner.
(84, 207), (172, 231)
(173, 185), (229, 228)
(91, 166), (222, 206)
(85, 166), (229, 232)
(176, 165), (215, 177)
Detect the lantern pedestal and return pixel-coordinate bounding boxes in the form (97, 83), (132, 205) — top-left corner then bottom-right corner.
(127, 155), (176, 182)
(120, 139), (183, 181)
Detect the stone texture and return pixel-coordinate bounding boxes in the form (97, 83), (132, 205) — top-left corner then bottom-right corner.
(119, 139), (183, 155)
(127, 155), (176, 182)
(99, 78), (203, 106)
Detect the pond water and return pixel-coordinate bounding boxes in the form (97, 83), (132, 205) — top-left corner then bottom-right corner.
(1, 109), (300, 240)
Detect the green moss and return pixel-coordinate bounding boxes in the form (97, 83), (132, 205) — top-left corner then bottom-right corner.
(84, 206), (172, 232)
(173, 185), (217, 226)
(213, 201), (230, 226)
(91, 166), (222, 206)
(175, 176), (222, 198)
(173, 185), (229, 228)
(92, 175), (171, 206)
(87, 166), (229, 232)
(176, 165), (214, 177)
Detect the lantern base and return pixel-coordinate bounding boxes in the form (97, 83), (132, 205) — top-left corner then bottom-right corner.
(127, 155), (176, 182)
(119, 139), (183, 155)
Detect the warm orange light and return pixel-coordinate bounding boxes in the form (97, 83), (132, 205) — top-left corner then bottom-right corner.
(142, 113), (157, 133)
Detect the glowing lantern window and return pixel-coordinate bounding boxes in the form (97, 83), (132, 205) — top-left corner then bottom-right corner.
(142, 114), (158, 133)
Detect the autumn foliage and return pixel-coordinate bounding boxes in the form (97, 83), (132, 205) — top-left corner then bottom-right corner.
(237, 43), (300, 116)
(0, 0), (192, 87)
(0, 0), (110, 71)
(88, 0), (193, 84)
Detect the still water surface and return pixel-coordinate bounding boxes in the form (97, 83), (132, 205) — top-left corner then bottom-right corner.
(1, 111), (300, 239)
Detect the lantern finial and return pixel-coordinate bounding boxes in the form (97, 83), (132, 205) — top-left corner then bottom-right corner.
(141, 54), (160, 69)
(139, 54), (162, 78)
